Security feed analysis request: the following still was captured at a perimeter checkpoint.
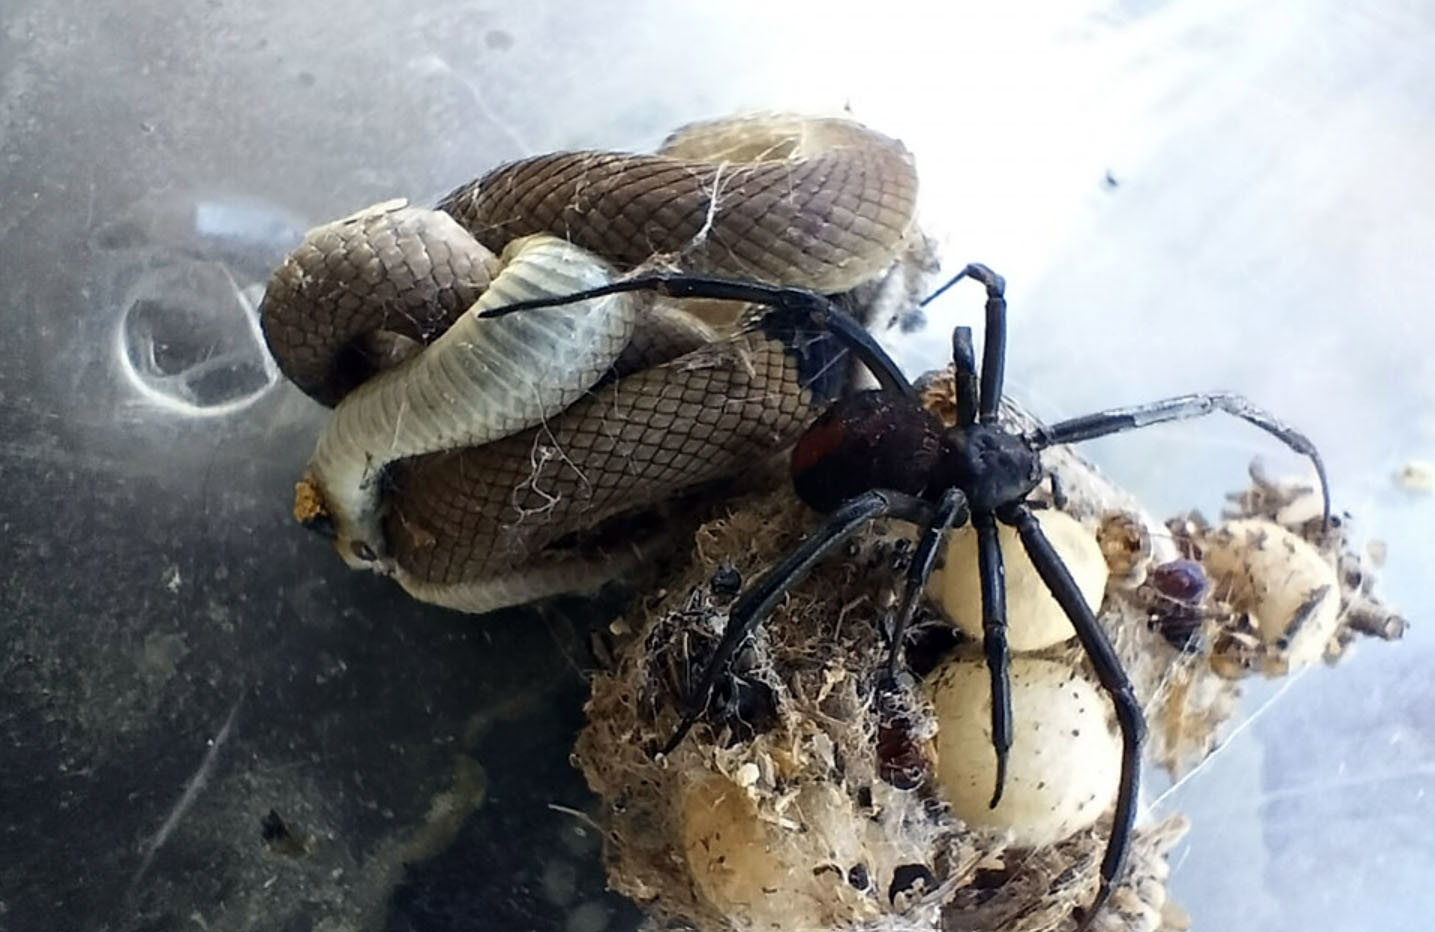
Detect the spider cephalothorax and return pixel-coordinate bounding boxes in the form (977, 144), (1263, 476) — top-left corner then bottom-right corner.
(790, 389), (1046, 516)
(480, 262), (1330, 928)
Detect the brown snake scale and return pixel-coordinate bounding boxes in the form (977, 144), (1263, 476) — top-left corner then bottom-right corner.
(259, 114), (922, 611)
(390, 333), (818, 587)
(441, 145), (914, 293)
(262, 204), (498, 406)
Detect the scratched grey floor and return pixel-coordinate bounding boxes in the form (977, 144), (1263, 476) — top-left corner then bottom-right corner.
(1, 1), (1430, 931)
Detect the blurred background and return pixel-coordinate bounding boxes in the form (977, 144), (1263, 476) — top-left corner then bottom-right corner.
(1, 0), (1429, 929)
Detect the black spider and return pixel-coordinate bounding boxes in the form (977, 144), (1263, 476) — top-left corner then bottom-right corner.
(481, 264), (1330, 927)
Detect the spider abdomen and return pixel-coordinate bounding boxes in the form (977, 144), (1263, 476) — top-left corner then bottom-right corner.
(791, 390), (943, 513)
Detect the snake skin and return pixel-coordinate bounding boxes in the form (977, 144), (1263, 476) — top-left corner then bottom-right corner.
(262, 116), (916, 406)
(388, 329), (823, 587)
(440, 140), (915, 294)
(260, 203), (496, 406)
(260, 114), (920, 609)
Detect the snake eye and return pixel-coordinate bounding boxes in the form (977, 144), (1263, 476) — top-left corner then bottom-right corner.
(350, 541), (378, 562)
(300, 513), (337, 540)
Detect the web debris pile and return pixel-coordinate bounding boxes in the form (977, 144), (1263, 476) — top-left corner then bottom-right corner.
(575, 369), (1404, 932)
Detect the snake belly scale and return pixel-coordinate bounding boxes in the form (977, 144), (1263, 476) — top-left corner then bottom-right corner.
(259, 114), (921, 611)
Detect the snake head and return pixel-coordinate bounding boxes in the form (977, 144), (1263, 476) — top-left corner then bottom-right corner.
(293, 473), (392, 573)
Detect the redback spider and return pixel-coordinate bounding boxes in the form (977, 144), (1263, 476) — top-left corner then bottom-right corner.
(481, 264), (1330, 927)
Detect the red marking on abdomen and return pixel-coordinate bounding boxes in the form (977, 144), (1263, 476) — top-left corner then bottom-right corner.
(791, 418), (846, 479)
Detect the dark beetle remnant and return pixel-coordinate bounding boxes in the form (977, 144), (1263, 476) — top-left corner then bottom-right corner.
(875, 693), (934, 791)
(1143, 559), (1211, 652)
(1149, 559), (1209, 604)
(889, 863), (939, 907)
(708, 565), (743, 599)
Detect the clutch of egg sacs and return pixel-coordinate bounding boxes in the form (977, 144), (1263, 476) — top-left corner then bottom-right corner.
(574, 382), (1400, 932)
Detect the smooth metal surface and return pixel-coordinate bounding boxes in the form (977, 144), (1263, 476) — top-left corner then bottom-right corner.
(1, 1), (1428, 930)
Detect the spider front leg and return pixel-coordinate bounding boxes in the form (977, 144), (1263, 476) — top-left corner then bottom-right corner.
(475, 271), (918, 399)
(1006, 502), (1145, 929)
(951, 326), (979, 428)
(922, 263), (1007, 423)
(968, 264), (1008, 424)
(1031, 391), (1331, 521)
(660, 489), (938, 755)
(974, 511), (1015, 809)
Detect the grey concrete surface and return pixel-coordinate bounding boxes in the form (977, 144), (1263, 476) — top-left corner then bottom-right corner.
(1, 0), (1429, 930)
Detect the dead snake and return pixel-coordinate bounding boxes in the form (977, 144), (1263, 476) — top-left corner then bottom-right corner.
(259, 113), (920, 612)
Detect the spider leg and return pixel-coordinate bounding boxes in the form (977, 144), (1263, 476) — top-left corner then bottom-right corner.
(884, 486), (971, 679)
(660, 489), (938, 755)
(475, 272), (915, 399)
(974, 511), (1013, 808)
(952, 326), (978, 429)
(1027, 471), (1067, 512)
(966, 264), (1008, 425)
(1029, 391), (1331, 522)
(921, 263), (1008, 424)
(1047, 470), (1068, 510)
(1004, 502), (1145, 929)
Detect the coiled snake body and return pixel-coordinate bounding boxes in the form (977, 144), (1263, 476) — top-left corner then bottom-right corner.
(260, 114), (920, 612)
